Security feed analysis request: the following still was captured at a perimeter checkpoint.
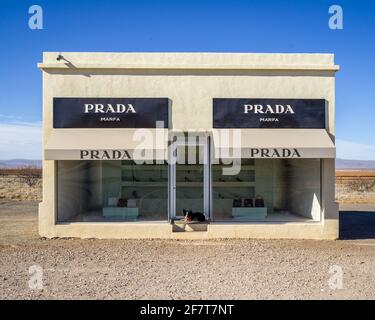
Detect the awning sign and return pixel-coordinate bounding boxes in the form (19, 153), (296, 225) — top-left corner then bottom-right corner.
(212, 128), (335, 159)
(213, 98), (326, 129)
(249, 148), (301, 158)
(80, 150), (132, 160)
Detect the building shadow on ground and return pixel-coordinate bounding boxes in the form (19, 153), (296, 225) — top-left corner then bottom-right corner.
(339, 211), (375, 240)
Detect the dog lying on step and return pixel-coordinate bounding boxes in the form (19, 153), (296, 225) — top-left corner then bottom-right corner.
(183, 209), (206, 222)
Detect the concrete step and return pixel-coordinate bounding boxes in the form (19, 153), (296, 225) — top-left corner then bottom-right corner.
(172, 221), (209, 232)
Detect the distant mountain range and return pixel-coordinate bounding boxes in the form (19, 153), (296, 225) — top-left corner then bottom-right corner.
(0, 158), (374, 170)
(336, 158), (375, 170)
(0, 159), (42, 168)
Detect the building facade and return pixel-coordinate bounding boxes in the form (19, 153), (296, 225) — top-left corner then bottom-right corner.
(38, 52), (339, 239)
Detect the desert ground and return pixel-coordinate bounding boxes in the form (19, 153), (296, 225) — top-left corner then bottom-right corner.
(0, 172), (375, 300)
(336, 170), (375, 204)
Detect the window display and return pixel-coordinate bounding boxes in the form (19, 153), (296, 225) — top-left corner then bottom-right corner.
(212, 159), (321, 221)
(57, 160), (168, 222)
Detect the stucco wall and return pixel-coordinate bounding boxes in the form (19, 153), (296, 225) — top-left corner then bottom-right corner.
(286, 159), (322, 220)
(41, 70), (336, 134)
(40, 52), (337, 136)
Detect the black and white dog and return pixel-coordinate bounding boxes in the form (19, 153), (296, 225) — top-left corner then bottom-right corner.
(183, 209), (206, 223)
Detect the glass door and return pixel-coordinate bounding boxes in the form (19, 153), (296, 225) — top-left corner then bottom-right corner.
(169, 136), (210, 220)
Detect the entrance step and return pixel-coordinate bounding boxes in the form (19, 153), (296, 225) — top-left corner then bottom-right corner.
(172, 220), (209, 232)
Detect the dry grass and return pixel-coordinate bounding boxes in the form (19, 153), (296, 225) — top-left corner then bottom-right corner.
(0, 175), (42, 201)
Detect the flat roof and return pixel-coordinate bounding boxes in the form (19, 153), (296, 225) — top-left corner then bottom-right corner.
(38, 52), (339, 71)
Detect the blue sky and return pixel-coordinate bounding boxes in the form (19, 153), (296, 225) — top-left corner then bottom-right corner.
(0, 0), (374, 160)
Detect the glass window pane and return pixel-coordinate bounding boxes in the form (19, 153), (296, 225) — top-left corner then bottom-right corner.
(57, 160), (168, 222)
(212, 159), (321, 222)
(175, 145), (204, 216)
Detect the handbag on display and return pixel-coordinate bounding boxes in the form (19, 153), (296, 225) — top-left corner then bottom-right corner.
(254, 196), (265, 208)
(244, 198), (253, 207)
(117, 198), (127, 207)
(233, 199), (242, 207)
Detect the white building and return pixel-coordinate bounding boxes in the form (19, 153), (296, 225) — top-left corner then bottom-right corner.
(38, 52), (339, 239)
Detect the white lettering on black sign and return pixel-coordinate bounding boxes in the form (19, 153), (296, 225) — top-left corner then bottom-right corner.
(244, 104), (295, 114)
(244, 104), (295, 124)
(53, 98), (169, 128)
(84, 104), (136, 114)
(213, 98), (326, 128)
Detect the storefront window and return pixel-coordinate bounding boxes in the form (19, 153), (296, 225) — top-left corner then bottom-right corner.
(212, 159), (321, 222)
(57, 160), (168, 222)
(57, 158), (321, 223)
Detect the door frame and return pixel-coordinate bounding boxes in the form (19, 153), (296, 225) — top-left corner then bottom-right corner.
(168, 134), (211, 221)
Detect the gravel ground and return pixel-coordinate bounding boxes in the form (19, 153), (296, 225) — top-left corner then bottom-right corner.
(0, 201), (374, 300)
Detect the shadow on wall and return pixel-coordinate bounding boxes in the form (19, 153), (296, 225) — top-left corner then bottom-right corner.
(339, 211), (375, 240)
